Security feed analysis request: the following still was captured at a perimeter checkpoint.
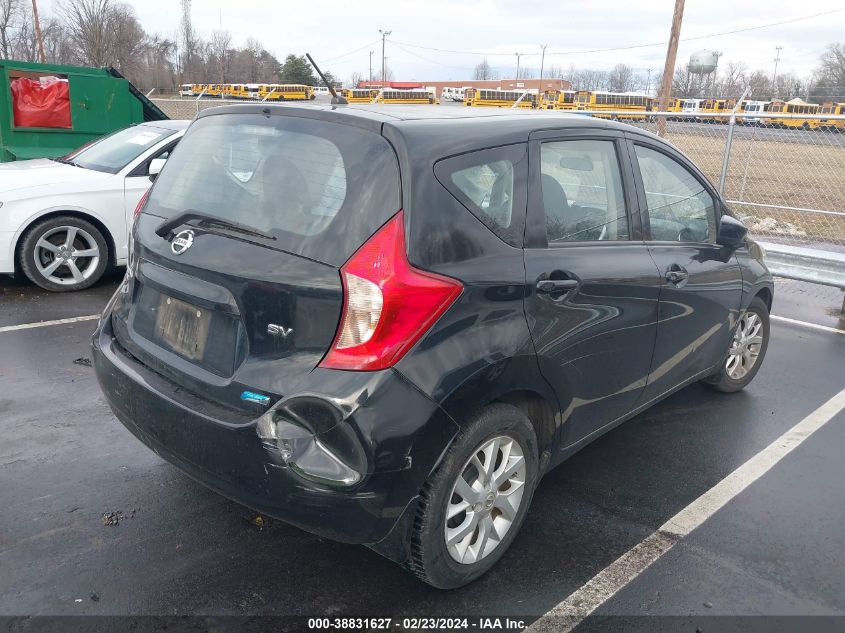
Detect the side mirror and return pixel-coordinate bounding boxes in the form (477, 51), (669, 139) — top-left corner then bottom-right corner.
(148, 157), (167, 182)
(716, 214), (748, 249)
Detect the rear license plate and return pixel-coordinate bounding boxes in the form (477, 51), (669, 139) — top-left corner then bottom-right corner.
(154, 295), (211, 360)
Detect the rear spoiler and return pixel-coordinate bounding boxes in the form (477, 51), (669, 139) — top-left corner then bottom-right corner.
(107, 67), (169, 121)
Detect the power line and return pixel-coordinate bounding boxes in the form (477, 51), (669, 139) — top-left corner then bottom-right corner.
(321, 39), (382, 64)
(389, 41), (477, 72)
(388, 8), (845, 58)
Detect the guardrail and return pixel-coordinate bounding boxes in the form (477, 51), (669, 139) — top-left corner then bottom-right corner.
(759, 241), (845, 316)
(759, 242), (845, 288)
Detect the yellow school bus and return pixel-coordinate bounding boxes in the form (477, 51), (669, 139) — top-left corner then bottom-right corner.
(464, 88), (538, 108)
(819, 102), (845, 131)
(190, 83), (207, 96)
(375, 89), (436, 104)
(574, 91), (653, 120)
(544, 90), (576, 110)
(225, 84), (250, 99)
(764, 100), (821, 129)
(257, 84), (314, 101)
(204, 84), (226, 97)
(647, 98), (683, 118)
(341, 88), (379, 103)
(699, 98), (733, 123)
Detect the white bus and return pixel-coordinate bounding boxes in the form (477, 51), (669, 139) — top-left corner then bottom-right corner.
(441, 86), (469, 102)
(681, 98), (703, 120)
(739, 100), (768, 125)
(179, 83), (193, 97)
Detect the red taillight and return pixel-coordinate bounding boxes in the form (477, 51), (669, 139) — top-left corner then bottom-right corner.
(320, 211), (463, 371)
(133, 189), (150, 220)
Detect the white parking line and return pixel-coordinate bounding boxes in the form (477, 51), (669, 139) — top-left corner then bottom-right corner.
(771, 315), (845, 336)
(529, 386), (845, 633)
(0, 314), (100, 334)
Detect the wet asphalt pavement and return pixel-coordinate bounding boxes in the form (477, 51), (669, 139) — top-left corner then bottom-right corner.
(0, 270), (843, 627)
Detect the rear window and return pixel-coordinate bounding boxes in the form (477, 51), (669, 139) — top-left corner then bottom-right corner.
(146, 113), (400, 266)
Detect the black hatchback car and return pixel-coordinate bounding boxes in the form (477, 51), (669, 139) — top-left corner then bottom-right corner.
(93, 104), (773, 589)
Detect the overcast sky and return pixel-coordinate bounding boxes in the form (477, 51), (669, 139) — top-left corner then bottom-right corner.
(43, 0), (845, 81)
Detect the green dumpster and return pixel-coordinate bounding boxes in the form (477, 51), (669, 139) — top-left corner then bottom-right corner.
(0, 59), (168, 163)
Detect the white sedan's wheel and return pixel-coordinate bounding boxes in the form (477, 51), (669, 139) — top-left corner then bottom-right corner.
(33, 226), (102, 287)
(19, 216), (109, 292)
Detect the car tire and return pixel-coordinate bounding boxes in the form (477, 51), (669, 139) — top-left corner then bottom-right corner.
(18, 216), (109, 292)
(408, 403), (539, 589)
(705, 297), (770, 393)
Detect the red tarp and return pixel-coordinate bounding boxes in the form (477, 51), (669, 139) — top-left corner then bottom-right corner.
(10, 77), (72, 128)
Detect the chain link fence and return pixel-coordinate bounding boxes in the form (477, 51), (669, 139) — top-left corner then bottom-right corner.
(152, 99), (845, 251)
(623, 112), (845, 251)
(152, 97), (244, 120)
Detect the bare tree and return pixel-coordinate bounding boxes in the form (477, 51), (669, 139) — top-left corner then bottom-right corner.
(61, 0), (114, 66)
(747, 70), (772, 100)
(350, 71), (364, 87)
(607, 63), (634, 92)
(210, 29), (231, 83)
(179, 0), (195, 80)
(40, 16), (71, 63)
(0, 0), (24, 59)
(474, 57), (492, 80)
(110, 3), (144, 75)
(717, 61), (747, 98)
(672, 64), (694, 97)
(810, 43), (845, 101)
(376, 65), (393, 82)
(574, 69), (609, 91)
(137, 33), (175, 92)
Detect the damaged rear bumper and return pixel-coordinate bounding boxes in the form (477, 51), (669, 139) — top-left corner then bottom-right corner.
(92, 318), (458, 547)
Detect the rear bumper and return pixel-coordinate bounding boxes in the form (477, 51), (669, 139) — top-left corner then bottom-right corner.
(92, 317), (459, 547)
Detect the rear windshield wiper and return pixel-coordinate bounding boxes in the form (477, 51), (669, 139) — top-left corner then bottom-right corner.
(155, 210), (277, 241)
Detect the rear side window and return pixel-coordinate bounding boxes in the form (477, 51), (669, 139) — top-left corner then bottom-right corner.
(435, 144), (527, 247)
(147, 113), (400, 267)
(540, 139), (628, 242)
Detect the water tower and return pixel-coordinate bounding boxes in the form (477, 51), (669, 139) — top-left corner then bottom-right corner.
(689, 50), (721, 95)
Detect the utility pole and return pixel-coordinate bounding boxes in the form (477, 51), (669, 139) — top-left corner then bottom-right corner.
(646, 68), (653, 95)
(772, 45), (783, 98)
(538, 45), (548, 93)
(379, 29), (391, 86)
(369, 50), (374, 84)
(31, 0), (46, 63)
(657, 0), (685, 136)
(515, 52), (521, 81)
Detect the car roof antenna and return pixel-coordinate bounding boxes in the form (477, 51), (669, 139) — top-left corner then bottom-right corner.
(306, 53), (347, 105)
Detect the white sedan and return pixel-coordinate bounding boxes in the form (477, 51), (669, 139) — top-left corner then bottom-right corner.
(0, 120), (189, 291)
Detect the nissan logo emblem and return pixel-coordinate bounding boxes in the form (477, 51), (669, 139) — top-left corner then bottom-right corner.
(171, 229), (194, 255)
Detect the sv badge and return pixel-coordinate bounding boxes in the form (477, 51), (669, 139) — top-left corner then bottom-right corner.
(267, 323), (293, 338)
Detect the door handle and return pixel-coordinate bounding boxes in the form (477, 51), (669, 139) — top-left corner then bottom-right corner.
(665, 265), (689, 285)
(536, 279), (579, 294)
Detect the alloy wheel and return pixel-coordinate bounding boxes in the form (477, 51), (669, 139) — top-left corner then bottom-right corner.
(33, 226), (101, 286)
(444, 435), (527, 565)
(726, 311), (764, 380)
